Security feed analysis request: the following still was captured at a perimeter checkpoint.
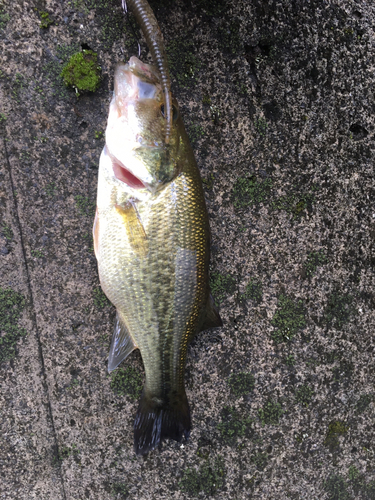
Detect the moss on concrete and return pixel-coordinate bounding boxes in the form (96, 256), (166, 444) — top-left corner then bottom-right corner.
(110, 366), (143, 401)
(355, 394), (373, 414)
(0, 288), (27, 364)
(251, 450), (268, 471)
(217, 406), (253, 444)
(85, 0), (125, 50)
(303, 250), (327, 278)
(324, 474), (351, 500)
(271, 294), (306, 343)
(284, 353), (296, 366)
(39, 11), (53, 29)
(295, 384), (313, 407)
(58, 444), (80, 463)
(228, 372), (255, 397)
(179, 456), (225, 496)
(209, 270), (236, 304)
(111, 482), (129, 499)
(194, 0), (227, 16)
(217, 19), (241, 54)
(93, 286), (109, 309)
(271, 191), (314, 217)
(2, 224), (13, 242)
(232, 175), (272, 209)
(324, 292), (355, 329)
(61, 50), (101, 95)
(43, 43), (80, 99)
(324, 421), (348, 453)
(0, 4), (10, 30)
(242, 278), (262, 303)
(75, 195), (96, 217)
(258, 400), (283, 426)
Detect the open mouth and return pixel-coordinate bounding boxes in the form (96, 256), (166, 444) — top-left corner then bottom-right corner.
(112, 159), (145, 189)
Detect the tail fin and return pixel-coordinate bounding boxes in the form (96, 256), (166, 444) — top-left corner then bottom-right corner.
(134, 390), (191, 455)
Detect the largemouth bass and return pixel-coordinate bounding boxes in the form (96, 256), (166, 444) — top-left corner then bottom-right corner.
(94, 57), (222, 454)
(94, 56), (222, 454)
(94, 0), (222, 455)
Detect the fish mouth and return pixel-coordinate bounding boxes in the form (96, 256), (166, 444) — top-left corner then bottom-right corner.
(112, 159), (145, 189)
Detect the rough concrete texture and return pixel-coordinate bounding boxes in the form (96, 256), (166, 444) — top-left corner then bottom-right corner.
(0, 0), (374, 498)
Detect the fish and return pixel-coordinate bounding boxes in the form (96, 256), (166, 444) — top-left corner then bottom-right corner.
(93, 0), (222, 455)
(93, 56), (222, 454)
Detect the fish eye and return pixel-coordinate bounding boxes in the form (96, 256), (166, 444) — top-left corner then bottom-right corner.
(160, 104), (179, 122)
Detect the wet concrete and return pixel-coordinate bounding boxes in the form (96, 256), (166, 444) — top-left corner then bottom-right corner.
(0, 0), (374, 498)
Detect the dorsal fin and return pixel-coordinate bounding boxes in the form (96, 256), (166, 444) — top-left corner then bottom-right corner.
(199, 293), (223, 333)
(108, 312), (138, 372)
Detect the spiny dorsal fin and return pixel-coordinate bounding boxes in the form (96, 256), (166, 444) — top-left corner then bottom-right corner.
(108, 312), (138, 373)
(199, 293), (223, 333)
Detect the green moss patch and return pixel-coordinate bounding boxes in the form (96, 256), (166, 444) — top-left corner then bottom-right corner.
(324, 421), (348, 453)
(271, 294), (306, 343)
(242, 278), (263, 302)
(284, 353), (296, 366)
(39, 10), (53, 29)
(111, 482), (129, 498)
(323, 467), (375, 500)
(75, 195), (96, 217)
(43, 44), (80, 99)
(232, 175), (272, 209)
(347, 465), (375, 498)
(324, 474), (351, 500)
(0, 288), (27, 364)
(258, 399), (283, 425)
(0, 5), (10, 30)
(295, 384), (313, 406)
(179, 457), (225, 497)
(217, 406), (253, 443)
(209, 271), (235, 304)
(61, 50), (101, 95)
(324, 292), (355, 329)
(110, 366), (143, 401)
(251, 450), (268, 471)
(228, 372), (255, 397)
(271, 191), (314, 217)
(93, 287), (109, 309)
(2, 224), (13, 241)
(57, 443), (80, 463)
(303, 250), (327, 278)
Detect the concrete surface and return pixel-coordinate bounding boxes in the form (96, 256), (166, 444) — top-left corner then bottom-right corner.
(0, 0), (374, 498)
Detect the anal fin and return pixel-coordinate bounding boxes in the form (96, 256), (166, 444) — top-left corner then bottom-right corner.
(108, 312), (138, 372)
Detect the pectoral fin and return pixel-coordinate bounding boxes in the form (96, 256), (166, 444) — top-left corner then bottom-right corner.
(108, 312), (138, 372)
(115, 202), (148, 257)
(199, 293), (223, 332)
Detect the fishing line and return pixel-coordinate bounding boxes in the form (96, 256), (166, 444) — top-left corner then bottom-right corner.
(121, 0), (142, 58)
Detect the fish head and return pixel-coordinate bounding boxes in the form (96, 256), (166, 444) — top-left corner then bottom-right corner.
(105, 56), (182, 194)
